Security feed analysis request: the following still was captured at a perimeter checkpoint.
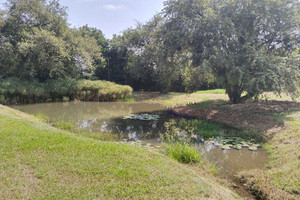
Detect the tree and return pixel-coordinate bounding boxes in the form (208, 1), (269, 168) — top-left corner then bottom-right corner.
(119, 15), (186, 92)
(17, 28), (68, 80)
(163, 0), (300, 103)
(0, 0), (102, 81)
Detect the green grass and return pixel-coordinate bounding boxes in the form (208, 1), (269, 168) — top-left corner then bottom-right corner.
(0, 105), (237, 199)
(139, 91), (229, 107)
(238, 111), (300, 199)
(117, 97), (136, 102)
(176, 119), (264, 142)
(164, 143), (201, 164)
(188, 99), (229, 110)
(178, 119), (224, 138)
(195, 89), (226, 94)
(266, 112), (300, 195)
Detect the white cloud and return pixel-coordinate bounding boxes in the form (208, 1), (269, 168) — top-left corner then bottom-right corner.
(103, 4), (125, 10)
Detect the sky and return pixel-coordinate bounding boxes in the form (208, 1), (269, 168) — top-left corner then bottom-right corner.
(0, 0), (165, 38)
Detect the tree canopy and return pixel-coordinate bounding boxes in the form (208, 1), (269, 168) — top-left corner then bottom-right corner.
(162, 0), (300, 103)
(0, 0), (101, 81)
(0, 0), (299, 103)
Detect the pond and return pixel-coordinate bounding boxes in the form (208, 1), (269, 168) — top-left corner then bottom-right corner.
(12, 102), (267, 179)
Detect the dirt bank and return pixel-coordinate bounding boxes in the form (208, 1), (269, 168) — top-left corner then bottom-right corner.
(171, 101), (300, 133)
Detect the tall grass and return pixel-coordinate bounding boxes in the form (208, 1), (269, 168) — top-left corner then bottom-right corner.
(165, 143), (201, 164)
(161, 120), (201, 164)
(0, 77), (133, 104)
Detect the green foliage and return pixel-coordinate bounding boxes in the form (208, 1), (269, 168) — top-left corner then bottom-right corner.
(161, 120), (192, 144)
(178, 119), (223, 138)
(104, 15), (218, 92)
(0, 77), (133, 104)
(165, 143), (201, 164)
(181, 64), (217, 93)
(2, 0), (299, 96)
(163, 0), (300, 103)
(0, 0), (102, 81)
(161, 120), (201, 164)
(76, 79), (133, 101)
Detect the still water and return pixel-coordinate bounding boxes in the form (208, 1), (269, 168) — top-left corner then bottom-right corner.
(12, 102), (267, 177)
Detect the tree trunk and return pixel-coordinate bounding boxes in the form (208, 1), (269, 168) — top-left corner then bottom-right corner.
(227, 88), (253, 104)
(227, 88), (242, 104)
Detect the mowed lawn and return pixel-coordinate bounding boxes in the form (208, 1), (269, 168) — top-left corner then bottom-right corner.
(0, 105), (237, 200)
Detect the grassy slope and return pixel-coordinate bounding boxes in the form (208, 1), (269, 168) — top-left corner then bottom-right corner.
(268, 112), (300, 195)
(0, 105), (238, 200)
(238, 111), (300, 199)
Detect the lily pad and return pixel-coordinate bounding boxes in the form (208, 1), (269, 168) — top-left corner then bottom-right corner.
(222, 145), (231, 150)
(233, 145), (242, 150)
(215, 142), (223, 147)
(252, 144), (261, 148)
(204, 137), (261, 151)
(249, 146), (258, 151)
(123, 113), (160, 121)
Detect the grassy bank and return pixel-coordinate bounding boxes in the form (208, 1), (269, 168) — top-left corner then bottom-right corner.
(133, 89), (298, 108)
(0, 77), (133, 104)
(152, 90), (299, 199)
(0, 105), (238, 199)
(132, 89), (229, 107)
(238, 111), (300, 200)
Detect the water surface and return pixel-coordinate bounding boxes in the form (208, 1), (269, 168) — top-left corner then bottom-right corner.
(13, 102), (169, 141)
(13, 102), (267, 179)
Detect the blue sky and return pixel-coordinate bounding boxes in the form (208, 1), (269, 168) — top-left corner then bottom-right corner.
(0, 0), (165, 38)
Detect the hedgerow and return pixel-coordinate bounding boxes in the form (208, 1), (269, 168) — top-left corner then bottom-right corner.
(0, 77), (133, 104)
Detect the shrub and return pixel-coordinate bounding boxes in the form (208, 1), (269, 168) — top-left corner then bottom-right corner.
(0, 77), (133, 104)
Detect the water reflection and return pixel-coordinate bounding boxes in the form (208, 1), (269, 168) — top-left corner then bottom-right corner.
(198, 143), (267, 177)
(12, 102), (169, 141)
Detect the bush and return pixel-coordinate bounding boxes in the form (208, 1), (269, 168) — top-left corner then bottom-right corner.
(165, 143), (201, 164)
(0, 77), (133, 104)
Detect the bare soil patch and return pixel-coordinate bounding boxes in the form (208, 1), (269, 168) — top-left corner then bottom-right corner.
(171, 101), (300, 132)
(222, 101), (300, 113)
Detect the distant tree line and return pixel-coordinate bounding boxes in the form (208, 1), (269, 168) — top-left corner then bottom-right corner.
(0, 0), (299, 103)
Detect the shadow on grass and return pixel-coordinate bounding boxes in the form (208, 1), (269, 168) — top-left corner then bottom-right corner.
(188, 99), (230, 110)
(176, 100), (300, 136)
(132, 92), (178, 101)
(255, 109), (300, 126)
